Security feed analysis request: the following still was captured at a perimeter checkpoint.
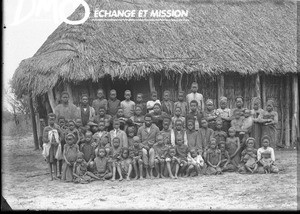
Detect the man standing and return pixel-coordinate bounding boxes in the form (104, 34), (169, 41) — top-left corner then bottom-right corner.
(54, 91), (79, 121)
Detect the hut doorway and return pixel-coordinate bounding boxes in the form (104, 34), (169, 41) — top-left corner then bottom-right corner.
(108, 79), (132, 101)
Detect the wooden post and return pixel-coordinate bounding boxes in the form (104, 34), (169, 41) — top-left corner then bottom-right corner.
(261, 75), (267, 109)
(47, 89), (56, 112)
(291, 75), (299, 146)
(54, 87), (60, 105)
(65, 82), (74, 104)
(285, 76), (291, 147)
(149, 74), (156, 92)
(29, 95), (39, 150)
(217, 74), (224, 108)
(178, 73), (183, 92)
(255, 74), (261, 99)
(35, 113), (40, 140)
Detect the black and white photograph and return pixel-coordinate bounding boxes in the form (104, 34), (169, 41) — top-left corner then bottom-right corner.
(2, 0), (299, 210)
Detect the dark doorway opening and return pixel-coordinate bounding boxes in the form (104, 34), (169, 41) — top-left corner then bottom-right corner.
(108, 78), (132, 101)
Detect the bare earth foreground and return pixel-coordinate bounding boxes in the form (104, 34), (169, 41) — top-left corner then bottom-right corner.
(2, 135), (298, 210)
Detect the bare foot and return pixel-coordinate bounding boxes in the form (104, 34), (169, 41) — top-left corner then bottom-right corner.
(53, 176), (59, 180)
(146, 175), (150, 179)
(134, 176), (138, 180)
(161, 175), (166, 179)
(183, 174), (188, 178)
(119, 177), (123, 181)
(50, 177), (53, 181)
(111, 178), (116, 181)
(174, 175), (178, 179)
(126, 177), (130, 181)
(170, 175), (175, 179)
(150, 175), (154, 180)
(139, 176), (144, 180)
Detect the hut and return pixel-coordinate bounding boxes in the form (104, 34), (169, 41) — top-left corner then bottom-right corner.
(12, 0), (299, 148)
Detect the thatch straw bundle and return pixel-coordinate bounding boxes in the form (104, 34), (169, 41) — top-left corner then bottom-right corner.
(12, 0), (297, 97)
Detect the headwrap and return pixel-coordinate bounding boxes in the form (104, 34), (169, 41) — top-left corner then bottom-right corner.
(206, 99), (213, 105)
(153, 103), (161, 109)
(219, 96), (228, 104)
(133, 136), (140, 142)
(251, 97), (261, 109)
(245, 137), (256, 146)
(261, 135), (271, 144)
(266, 100), (275, 109)
(66, 133), (76, 139)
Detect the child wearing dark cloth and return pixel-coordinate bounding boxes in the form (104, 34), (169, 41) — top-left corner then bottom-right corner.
(93, 147), (113, 180)
(213, 119), (227, 146)
(129, 136), (143, 180)
(111, 137), (123, 181)
(88, 121), (99, 135)
(153, 134), (169, 178)
(57, 116), (67, 178)
(225, 127), (241, 171)
(93, 107), (112, 126)
(240, 137), (258, 174)
(114, 107), (128, 131)
(161, 90), (174, 116)
(175, 134), (189, 177)
(73, 152), (100, 184)
(198, 118), (214, 160)
(42, 113), (63, 181)
(186, 100), (203, 131)
(75, 118), (86, 147)
(219, 142), (235, 172)
(62, 133), (79, 182)
(205, 138), (222, 175)
(79, 131), (95, 171)
(130, 105), (145, 131)
(171, 107), (186, 129)
(165, 146), (180, 179)
(107, 89), (121, 117)
(92, 89), (108, 114)
(135, 93), (147, 115)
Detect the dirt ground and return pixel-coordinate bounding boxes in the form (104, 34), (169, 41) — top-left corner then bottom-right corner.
(1, 134), (298, 210)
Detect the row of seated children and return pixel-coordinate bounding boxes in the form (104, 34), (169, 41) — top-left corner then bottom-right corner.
(42, 112), (278, 182)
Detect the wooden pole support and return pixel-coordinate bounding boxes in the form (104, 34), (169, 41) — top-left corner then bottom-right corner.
(149, 74), (156, 92)
(65, 82), (74, 104)
(29, 95), (39, 150)
(47, 89), (56, 113)
(217, 74), (224, 108)
(285, 76), (291, 148)
(178, 73), (183, 92)
(291, 75), (299, 146)
(255, 74), (261, 99)
(261, 75), (267, 109)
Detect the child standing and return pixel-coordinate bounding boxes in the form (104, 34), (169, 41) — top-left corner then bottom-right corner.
(62, 133), (79, 182)
(165, 146), (180, 179)
(93, 147), (113, 180)
(120, 90), (135, 118)
(146, 91), (161, 113)
(92, 89), (108, 114)
(213, 119), (227, 146)
(109, 119), (128, 148)
(161, 90), (174, 116)
(77, 94), (96, 127)
(187, 148), (205, 176)
(186, 100), (203, 131)
(160, 117), (172, 147)
(57, 116), (67, 178)
(174, 91), (188, 117)
(129, 136), (143, 180)
(120, 148), (134, 181)
(175, 135), (189, 177)
(186, 119), (203, 156)
(171, 119), (188, 146)
(171, 107), (186, 129)
(80, 131), (95, 171)
(203, 99), (219, 130)
(205, 138), (222, 175)
(225, 127), (241, 171)
(198, 118), (214, 159)
(153, 134), (169, 178)
(135, 93), (147, 115)
(42, 113), (63, 180)
(257, 135), (279, 174)
(250, 97), (264, 148)
(107, 89), (121, 117)
(111, 137), (123, 181)
(130, 105), (145, 131)
(73, 152), (100, 184)
(186, 82), (204, 112)
(216, 96), (231, 132)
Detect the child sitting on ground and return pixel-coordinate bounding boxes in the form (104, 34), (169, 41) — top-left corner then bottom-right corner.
(172, 107), (186, 129)
(62, 133), (79, 182)
(219, 142), (235, 172)
(205, 138), (222, 175)
(165, 146), (180, 179)
(186, 148), (205, 177)
(175, 135), (189, 177)
(80, 131), (95, 171)
(257, 135), (279, 174)
(129, 136), (143, 180)
(73, 152), (100, 184)
(93, 147), (113, 180)
(240, 137), (258, 174)
(153, 134), (169, 178)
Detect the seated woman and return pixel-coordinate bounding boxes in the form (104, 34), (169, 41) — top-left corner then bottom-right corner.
(257, 135), (279, 174)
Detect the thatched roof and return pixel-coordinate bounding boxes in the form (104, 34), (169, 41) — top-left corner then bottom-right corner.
(12, 0), (297, 97)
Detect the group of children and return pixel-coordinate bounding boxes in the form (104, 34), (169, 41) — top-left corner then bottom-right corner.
(41, 82), (279, 183)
